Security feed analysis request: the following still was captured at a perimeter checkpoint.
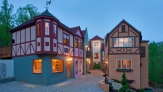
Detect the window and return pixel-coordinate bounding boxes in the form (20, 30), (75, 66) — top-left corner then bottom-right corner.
(122, 25), (125, 32)
(52, 59), (63, 73)
(78, 40), (82, 48)
(33, 59), (42, 73)
(113, 37), (134, 47)
(76, 60), (78, 75)
(116, 59), (132, 69)
(53, 24), (56, 37)
(75, 38), (78, 48)
(64, 48), (69, 53)
(63, 33), (70, 45)
(37, 23), (41, 36)
(94, 53), (99, 59)
(94, 42), (98, 46)
(45, 22), (49, 35)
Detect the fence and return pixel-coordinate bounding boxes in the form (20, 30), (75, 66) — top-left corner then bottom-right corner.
(0, 60), (14, 79)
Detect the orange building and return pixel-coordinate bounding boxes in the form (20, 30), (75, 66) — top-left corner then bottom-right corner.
(105, 19), (149, 89)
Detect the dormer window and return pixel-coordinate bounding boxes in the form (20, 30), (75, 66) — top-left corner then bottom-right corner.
(122, 25), (125, 32)
(53, 24), (56, 37)
(37, 23), (41, 36)
(45, 22), (49, 35)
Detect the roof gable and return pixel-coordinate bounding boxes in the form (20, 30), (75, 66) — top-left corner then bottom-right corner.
(70, 26), (83, 37)
(91, 35), (103, 40)
(106, 19), (141, 36)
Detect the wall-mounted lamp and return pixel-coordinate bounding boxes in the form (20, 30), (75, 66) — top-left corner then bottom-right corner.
(67, 57), (72, 61)
(106, 62), (108, 64)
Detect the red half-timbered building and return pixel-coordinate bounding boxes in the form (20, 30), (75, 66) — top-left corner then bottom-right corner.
(10, 9), (84, 85)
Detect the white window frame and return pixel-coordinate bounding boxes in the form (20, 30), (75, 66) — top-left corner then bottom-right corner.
(113, 37), (134, 47)
(116, 59), (132, 69)
(94, 42), (98, 46)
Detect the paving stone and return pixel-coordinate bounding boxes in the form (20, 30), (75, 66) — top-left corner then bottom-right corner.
(0, 70), (104, 92)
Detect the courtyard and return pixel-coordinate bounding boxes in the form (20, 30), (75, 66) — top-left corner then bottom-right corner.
(0, 70), (104, 92)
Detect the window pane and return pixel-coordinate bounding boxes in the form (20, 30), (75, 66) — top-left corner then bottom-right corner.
(64, 34), (66, 38)
(33, 59), (42, 73)
(117, 60), (121, 68)
(63, 38), (66, 44)
(67, 35), (69, 39)
(45, 22), (49, 35)
(113, 38), (118, 47)
(54, 25), (56, 37)
(52, 59), (63, 73)
(122, 60), (126, 68)
(127, 60), (131, 68)
(123, 38), (128, 47)
(119, 38), (123, 47)
(129, 38), (134, 46)
(37, 23), (40, 36)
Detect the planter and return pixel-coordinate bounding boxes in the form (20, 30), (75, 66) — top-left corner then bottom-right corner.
(116, 69), (133, 72)
(0, 77), (16, 83)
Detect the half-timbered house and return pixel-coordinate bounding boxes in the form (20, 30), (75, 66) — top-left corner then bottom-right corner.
(10, 9), (84, 85)
(105, 19), (149, 89)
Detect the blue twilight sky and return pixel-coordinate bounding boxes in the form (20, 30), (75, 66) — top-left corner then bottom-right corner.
(1, 0), (163, 42)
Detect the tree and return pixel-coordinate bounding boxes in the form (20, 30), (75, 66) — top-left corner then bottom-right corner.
(148, 41), (163, 84)
(15, 4), (40, 26)
(0, 0), (15, 46)
(119, 72), (129, 92)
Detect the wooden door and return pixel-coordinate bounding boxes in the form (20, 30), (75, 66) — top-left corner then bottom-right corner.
(66, 61), (71, 78)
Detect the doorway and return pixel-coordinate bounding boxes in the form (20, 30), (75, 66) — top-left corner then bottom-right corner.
(66, 61), (71, 78)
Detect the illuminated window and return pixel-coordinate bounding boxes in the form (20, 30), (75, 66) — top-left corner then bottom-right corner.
(116, 59), (132, 69)
(37, 23), (41, 36)
(94, 53), (99, 59)
(113, 37), (134, 47)
(52, 59), (63, 73)
(45, 22), (49, 35)
(53, 24), (56, 37)
(63, 33), (69, 45)
(75, 38), (78, 47)
(33, 59), (42, 73)
(117, 60), (121, 68)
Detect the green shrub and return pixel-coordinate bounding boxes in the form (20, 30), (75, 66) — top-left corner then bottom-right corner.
(119, 72), (129, 92)
(109, 85), (113, 91)
(126, 89), (134, 92)
(93, 63), (100, 69)
(137, 89), (144, 92)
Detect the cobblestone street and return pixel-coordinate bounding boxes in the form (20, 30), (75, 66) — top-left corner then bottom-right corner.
(0, 70), (104, 92)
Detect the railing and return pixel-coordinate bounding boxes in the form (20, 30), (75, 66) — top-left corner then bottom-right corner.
(0, 46), (11, 59)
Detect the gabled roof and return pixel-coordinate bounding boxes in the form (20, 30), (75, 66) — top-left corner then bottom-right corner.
(105, 19), (142, 45)
(106, 19), (141, 36)
(91, 35), (103, 40)
(70, 26), (83, 38)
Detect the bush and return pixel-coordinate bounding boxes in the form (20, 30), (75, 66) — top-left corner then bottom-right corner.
(119, 72), (129, 92)
(109, 85), (113, 91)
(137, 89), (144, 92)
(93, 63), (100, 69)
